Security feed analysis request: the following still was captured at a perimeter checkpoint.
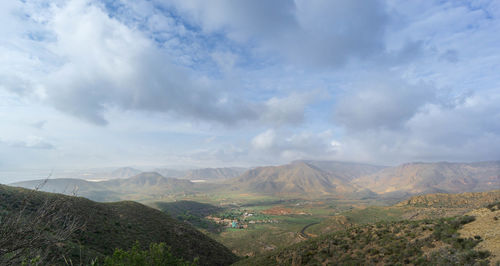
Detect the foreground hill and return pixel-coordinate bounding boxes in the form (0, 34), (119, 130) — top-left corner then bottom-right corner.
(459, 203), (500, 264)
(231, 161), (360, 196)
(155, 200), (224, 233)
(353, 161), (500, 195)
(0, 184), (237, 265)
(236, 215), (492, 265)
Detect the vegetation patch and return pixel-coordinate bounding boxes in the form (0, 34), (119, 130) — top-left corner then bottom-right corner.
(236, 216), (491, 265)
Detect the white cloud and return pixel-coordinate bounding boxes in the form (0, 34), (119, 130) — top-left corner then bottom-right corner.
(166, 0), (410, 68)
(250, 129), (338, 163)
(251, 129), (276, 150)
(261, 91), (321, 126)
(1, 136), (55, 150)
(1, 0), (500, 172)
(333, 74), (436, 131)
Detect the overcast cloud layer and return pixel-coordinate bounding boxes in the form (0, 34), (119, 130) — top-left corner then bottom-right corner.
(1, 0), (500, 179)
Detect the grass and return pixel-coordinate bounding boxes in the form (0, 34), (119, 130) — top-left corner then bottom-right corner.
(342, 206), (407, 224)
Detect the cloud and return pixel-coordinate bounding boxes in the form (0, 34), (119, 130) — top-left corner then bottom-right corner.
(261, 91), (321, 126)
(167, 0), (408, 68)
(0, 0), (264, 126)
(31, 120), (47, 130)
(333, 74), (436, 131)
(251, 129), (338, 162)
(1, 0), (500, 171)
(330, 87), (500, 165)
(251, 129), (276, 150)
(1, 0), (327, 128)
(1, 136), (55, 150)
(44, 0), (262, 125)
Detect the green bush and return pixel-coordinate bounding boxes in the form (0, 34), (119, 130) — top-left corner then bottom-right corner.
(103, 242), (197, 266)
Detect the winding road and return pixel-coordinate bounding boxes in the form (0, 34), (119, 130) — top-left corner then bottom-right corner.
(299, 222), (320, 238)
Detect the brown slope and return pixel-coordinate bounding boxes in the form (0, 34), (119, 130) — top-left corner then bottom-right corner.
(109, 167), (142, 178)
(396, 190), (500, 208)
(297, 160), (386, 181)
(459, 204), (500, 264)
(353, 161), (500, 195)
(183, 167), (246, 180)
(232, 161), (357, 196)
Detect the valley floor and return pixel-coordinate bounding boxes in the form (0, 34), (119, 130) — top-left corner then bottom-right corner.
(152, 191), (500, 265)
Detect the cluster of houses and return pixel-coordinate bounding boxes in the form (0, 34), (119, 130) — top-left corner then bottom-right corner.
(205, 211), (279, 229)
(206, 216), (248, 229)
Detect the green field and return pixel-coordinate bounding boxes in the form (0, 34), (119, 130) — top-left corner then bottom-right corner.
(151, 193), (408, 257)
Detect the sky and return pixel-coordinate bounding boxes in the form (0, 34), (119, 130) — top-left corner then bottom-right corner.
(1, 0), (500, 174)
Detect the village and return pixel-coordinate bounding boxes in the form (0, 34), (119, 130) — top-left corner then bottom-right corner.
(205, 210), (279, 229)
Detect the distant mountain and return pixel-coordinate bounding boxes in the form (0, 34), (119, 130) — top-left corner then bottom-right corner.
(296, 160), (386, 181)
(10, 178), (120, 201)
(353, 161), (500, 195)
(104, 172), (194, 194)
(153, 168), (187, 178)
(0, 184), (237, 265)
(108, 167), (142, 179)
(232, 161), (359, 196)
(154, 167), (247, 180)
(11, 172), (195, 202)
(184, 167), (246, 180)
(12, 161), (500, 201)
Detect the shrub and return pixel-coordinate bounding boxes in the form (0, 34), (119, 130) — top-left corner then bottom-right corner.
(103, 242), (197, 266)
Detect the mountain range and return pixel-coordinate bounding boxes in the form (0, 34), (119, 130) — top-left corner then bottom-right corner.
(9, 160), (500, 201)
(352, 161), (500, 195)
(11, 172), (195, 201)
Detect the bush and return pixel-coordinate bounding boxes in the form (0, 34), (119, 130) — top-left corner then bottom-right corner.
(103, 242), (197, 266)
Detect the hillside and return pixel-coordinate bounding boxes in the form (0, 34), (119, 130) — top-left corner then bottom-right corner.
(236, 215), (492, 265)
(183, 167), (246, 180)
(298, 160), (386, 181)
(108, 167), (142, 179)
(396, 190), (500, 208)
(155, 200), (224, 233)
(104, 172), (194, 193)
(153, 167), (246, 181)
(232, 161), (359, 196)
(459, 203), (500, 264)
(353, 161), (500, 195)
(0, 184), (237, 265)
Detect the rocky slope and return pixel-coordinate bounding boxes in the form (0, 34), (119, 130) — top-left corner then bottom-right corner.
(232, 161), (359, 196)
(353, 161), (500, 195)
